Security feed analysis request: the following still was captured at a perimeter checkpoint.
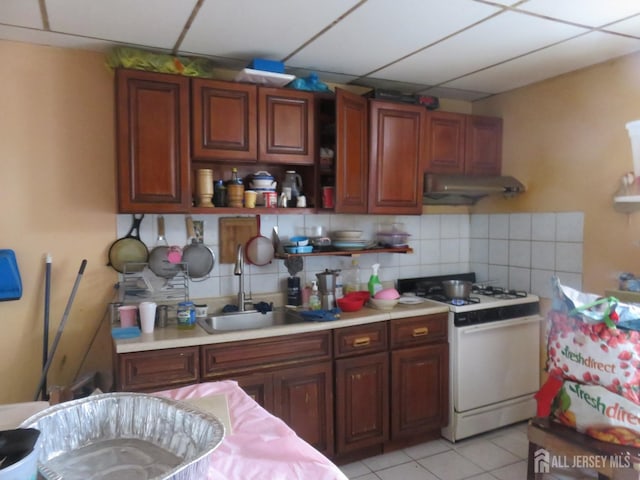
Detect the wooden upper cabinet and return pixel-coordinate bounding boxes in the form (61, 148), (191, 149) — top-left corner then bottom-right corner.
(191, 79), (257, 162)
(425, 111), (502, 176)
(464, 115), (502, 175)
(335, 88), (369, 213)
(368, 100), (426, 214)
(258, 87), (315, 164)
(425, 111), (466, 174)
(116, 69), (191, 213)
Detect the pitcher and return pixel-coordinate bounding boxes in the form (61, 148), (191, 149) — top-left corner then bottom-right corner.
(283, 170), (303, 204)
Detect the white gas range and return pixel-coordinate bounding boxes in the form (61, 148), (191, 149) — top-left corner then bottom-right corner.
(397, 273), (543, 442)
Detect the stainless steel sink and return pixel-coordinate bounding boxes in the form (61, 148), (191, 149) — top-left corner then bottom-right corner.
(197, 308), (304, 333)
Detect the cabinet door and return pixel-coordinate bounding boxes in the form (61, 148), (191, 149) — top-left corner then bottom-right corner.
(335, 352), (389, 455)
(116, 346), (199, 392)
(273, 361), (334, 457)
(464, 115), (502, 175)
(116, 69), (190, 213)
(425, 110), (466, 174)
(234, 371), (274, 412)
(191, 79), (257, 162)
(335, 88), (369, 213)
(391, 344), (448, 441)
(258, 88), (315, 164)
(368, 100), (426, 214)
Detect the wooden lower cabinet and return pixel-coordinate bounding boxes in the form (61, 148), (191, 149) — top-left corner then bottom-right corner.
(113, 313), (449, 462)
(200, 331), (333, 457)
(390, 344), (448, 441)
(335, 352), (389, 455)
(273, 362), (334, 456)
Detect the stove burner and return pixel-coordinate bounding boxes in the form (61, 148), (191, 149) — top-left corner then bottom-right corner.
(451, 298), (465, 306)
(472, 285), (528, 299)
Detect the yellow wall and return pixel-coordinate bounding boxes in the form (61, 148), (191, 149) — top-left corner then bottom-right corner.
(0, 41), (117, 403)
(2, 38), (639, 403)
(471, 51), (640, 295)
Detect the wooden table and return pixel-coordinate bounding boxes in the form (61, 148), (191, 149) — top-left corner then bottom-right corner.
(527, 417), (640, 480)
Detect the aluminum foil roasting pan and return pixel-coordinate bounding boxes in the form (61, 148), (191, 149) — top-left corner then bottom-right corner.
(20, 392), (225, 480)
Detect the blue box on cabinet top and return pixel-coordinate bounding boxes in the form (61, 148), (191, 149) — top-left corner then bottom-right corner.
(248, 58), (285, 74)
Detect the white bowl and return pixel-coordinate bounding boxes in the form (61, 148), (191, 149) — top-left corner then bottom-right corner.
(369, 297), (399, 310)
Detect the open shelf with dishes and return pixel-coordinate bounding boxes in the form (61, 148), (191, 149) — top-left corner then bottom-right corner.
(274, 246), (413, 258)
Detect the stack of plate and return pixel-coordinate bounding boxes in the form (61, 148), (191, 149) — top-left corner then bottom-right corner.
(331, 230), (372, 251)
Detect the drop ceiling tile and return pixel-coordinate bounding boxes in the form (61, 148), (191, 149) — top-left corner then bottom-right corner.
(0, 0), (42, 28)
(373, 10), (587, 85)
(46, 0), (197, 49)
(605, 15), (640, 38)
(286, 0), (500, 76)
(0, 24), (114, 51)
(443, 31), (640, 93)
(516, 0), (640, 27)
(181, 0), (359, 60)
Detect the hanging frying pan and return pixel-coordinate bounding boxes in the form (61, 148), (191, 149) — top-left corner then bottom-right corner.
(148, 216), (182, 279)
(107, 214), (148, 273)
(182, 216), (215, 280)
(245, 215), (274, 266)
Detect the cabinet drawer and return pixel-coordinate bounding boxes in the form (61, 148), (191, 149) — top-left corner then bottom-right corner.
(334, 322), (388, 358)
(117, 346), (199, 391)
(390, 313), (448, 349)
(201, 331), (331, 378)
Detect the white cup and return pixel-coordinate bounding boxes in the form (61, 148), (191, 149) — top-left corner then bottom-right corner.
(296, 195), (307, 208)
(139, 302), (157, 333)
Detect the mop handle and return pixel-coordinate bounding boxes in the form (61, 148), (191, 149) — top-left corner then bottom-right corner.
(41, 253), (52, 400)
(34, 259), (87, 401)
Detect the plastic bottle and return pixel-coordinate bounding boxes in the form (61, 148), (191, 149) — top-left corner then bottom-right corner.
(227, 167), (244, 208)
(368, 263), (383, 298)
(309, 280), (321, 310)
(334, 269), (344, 299)
(344, 258), (360, 294)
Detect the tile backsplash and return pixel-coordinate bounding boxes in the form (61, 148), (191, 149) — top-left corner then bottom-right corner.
(116, 211), (583, 302)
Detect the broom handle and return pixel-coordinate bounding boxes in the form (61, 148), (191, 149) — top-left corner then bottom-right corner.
(34, 259), (87, 401)
(41, 253), (52, 400)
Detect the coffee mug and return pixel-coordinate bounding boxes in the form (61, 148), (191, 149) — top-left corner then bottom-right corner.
(296, 195), (307, 208)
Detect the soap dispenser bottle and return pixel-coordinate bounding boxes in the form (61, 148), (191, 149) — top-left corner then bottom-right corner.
(368, 263), (383, 297)
(309, 280), (321, 310)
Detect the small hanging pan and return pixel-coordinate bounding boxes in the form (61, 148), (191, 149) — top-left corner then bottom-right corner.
(182, 216), (215, 280)
(148, 216), (182, 279)
(245, 215), (274, 266)
(107, 214), (148, 273)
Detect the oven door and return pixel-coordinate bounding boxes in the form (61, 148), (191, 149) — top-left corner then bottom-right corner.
(454, 315), (542, 413)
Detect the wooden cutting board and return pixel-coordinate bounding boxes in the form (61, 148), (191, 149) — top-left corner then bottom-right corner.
(219, 217), (258, 263)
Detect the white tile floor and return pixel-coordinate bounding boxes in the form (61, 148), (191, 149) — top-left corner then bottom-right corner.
(338, 422), (599, 480)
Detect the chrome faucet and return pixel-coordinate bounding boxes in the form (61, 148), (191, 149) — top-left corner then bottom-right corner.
(234, 244), (252, 312)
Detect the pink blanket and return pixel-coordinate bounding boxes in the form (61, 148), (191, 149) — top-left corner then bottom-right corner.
(156, 381), (347, 480)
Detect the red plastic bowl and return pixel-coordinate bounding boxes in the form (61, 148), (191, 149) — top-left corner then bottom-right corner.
(346, 291), (370, 303)
(337, 296), (365, 312)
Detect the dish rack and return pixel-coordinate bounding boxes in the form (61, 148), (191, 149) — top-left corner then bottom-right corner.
(118, 263), (189, 304)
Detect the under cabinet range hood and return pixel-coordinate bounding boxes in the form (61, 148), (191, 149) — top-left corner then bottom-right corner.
(423, 174), (526, 205)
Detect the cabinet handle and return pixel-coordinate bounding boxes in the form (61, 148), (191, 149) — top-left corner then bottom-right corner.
(412, 327), (429, 337)
(353, 336), (371, 347)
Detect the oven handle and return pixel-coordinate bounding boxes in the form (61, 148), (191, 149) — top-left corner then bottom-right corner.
(460, 315), (543, 334)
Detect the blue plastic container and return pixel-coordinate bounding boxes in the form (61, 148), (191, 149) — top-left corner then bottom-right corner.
(248, 58), (284, 73)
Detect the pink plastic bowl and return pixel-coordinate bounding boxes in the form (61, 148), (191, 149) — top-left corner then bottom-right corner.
(374, 288), (400, 300)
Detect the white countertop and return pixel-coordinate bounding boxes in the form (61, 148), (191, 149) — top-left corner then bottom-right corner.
(114, 301), (449, 353)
